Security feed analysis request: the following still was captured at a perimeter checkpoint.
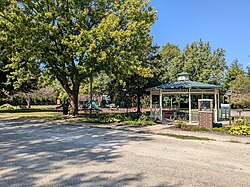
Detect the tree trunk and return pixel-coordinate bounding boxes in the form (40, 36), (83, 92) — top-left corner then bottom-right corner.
(67, 82), (79, 116)
(25, 93), (31, 108)
(137, 94), (141, 113)
(69, 91), (79, 116)
(56, 72), (80, 116)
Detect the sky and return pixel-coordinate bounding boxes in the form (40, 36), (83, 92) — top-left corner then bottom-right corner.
(150, 0), (250, 69)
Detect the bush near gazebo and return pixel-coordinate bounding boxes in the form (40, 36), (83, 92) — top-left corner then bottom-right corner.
(229, 118), (250, 135)
(174, 118), (250, 136)
(229, 125), (250, 135)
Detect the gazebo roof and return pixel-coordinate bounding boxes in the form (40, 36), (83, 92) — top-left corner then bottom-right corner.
(148, 80), (222, 90)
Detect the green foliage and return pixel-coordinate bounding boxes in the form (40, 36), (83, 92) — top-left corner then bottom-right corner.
(79, 71), (112, 95)
(97, 113), (125, 123)
(223, 59), (244, 90)
(0, 45), (40, 98)
(230, 75), (250, 108)
(122, 120), (156, 126)
(181, 125), (209, 131)
(174, 119), (186, 128)
(226, 140), (241, 143)
(246, 65), (250, 78)
(229, 125), (250, 136)
(158, 43), (181, 82)
(123, 114), (156, 126)
(0, 1), (41, 98)
(232, 118), (250, 126)
(104, 44), (159, 113)
(212, 127), (228, 133)
(96, 113), (156, 125)
(183, 40), (226, 85)
(158, 39), (227, 84)
(1, 0), (157, 115)
(0, 110), (63, 120)
(138, 131), (214, 141)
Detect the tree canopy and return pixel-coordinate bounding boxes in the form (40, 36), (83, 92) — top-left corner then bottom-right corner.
(223, 59), (244, 90)
(1, 0), (156, 115)
(158, 39), (227, 85)
(231, 74), (250, 108)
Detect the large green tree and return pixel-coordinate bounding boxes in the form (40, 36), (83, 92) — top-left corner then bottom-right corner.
(245, 64), (250, 78)
(158, 43), (181, 82)
(0, 1), (40, 100)
(0, 46), (40, 100)
(1, 0), (156, 115)
(122, 48), (160, 113)
(223, 59), (244, 90)
(230, 74), (250, 108)
(158, 39), (227, 84)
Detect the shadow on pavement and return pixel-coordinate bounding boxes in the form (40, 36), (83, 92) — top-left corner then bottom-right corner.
(0, 119), (154, 186)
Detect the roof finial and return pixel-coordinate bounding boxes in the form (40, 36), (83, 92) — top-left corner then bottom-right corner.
(177, 72), (189, 81)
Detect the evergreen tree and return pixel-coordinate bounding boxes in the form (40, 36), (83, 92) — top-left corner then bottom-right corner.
(158, 39), (227, 84)
(224, 59), (244, 90)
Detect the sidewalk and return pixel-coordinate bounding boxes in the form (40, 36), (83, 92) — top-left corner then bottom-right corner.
(88, 123), (250, 144)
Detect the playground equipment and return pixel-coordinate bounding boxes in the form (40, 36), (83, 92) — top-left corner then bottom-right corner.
(79, 95), (125, 112)
(101, 95), (112, 108)
(82, 99), (102, 111)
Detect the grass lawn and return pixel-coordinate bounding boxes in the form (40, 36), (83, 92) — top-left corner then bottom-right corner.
(0, 107), (97, 122)
(0, 111), (63, 119)
(0, 108), (156, 126)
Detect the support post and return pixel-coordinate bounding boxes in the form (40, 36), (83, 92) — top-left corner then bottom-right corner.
(159, 89), (163, 122)
(217, 92), (220, 120)
(170, 97), (173, 109)
(189, 88), (192, 123)
(214, 90), (218, 122)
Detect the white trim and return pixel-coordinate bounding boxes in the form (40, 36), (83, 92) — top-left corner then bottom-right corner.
(162, 91), (217, 95)
(214, 91), (218, 122)
(151, 91), (160, 95)
(159, 89), (163, 122)
(189, 88), (192, 123)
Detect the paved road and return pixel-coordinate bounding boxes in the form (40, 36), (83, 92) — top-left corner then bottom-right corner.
(0, 118), (249, 187)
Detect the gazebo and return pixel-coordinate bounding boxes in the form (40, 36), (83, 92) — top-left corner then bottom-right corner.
(148, 72), (222, 124)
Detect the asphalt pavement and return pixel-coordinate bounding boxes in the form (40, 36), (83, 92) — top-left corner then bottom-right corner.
(0, 118), (249, 187)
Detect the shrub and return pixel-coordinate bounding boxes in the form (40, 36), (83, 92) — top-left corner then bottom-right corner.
(175, 119), (186, 128)
(138, 114), (148, 121)
(229, 125), (250, 136)
(97, 114), (125, 123)
(122, 114), (156, 126)
(212, 127), (228, 133)
(180, 125), (209, 131)
(232, 118), (250, 126)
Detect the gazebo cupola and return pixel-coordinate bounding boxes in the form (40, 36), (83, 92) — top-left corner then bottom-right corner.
(177, 72), (189, 81)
